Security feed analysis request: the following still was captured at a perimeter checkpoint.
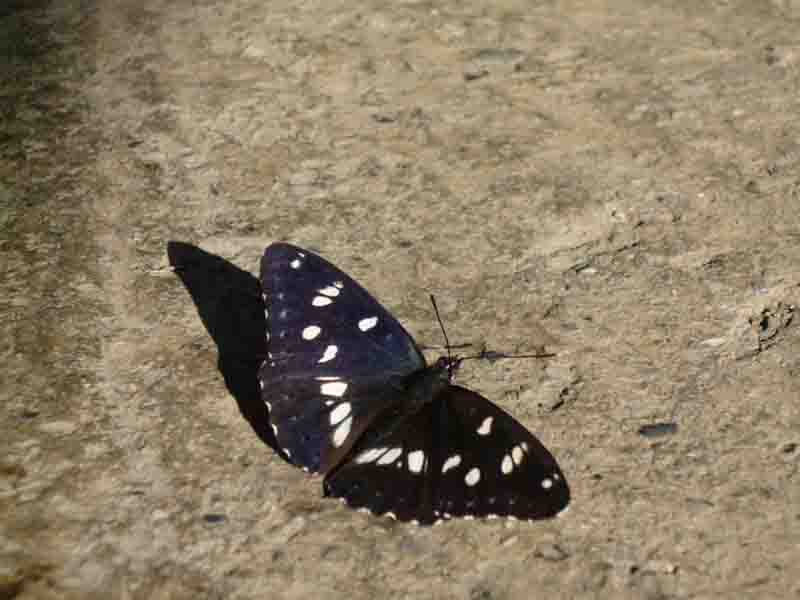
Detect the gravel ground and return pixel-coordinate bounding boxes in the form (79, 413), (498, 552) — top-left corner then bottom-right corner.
(2, 1), (799, 598)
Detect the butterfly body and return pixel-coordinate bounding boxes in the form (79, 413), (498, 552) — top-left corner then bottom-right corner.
(341, 358), (451, 453)
(258, 243), (569, 524)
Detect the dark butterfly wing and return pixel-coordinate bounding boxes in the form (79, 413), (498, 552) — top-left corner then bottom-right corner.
(259, 243), (427, 474)
(324, 384), (570, 524)
(323, 401), (439, 524)
(429, 385), (570, 521)
(263, 373), (410, 474)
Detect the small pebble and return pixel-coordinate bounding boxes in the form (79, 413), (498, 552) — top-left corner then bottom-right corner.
(535, 542), (568, 561)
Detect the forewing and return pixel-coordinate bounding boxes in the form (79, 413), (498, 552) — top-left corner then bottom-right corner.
(259, 243), (426, 473)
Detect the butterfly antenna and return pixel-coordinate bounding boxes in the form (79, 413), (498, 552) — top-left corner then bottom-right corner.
(429, 294), (454, 367)
(460, 346), (556, 363)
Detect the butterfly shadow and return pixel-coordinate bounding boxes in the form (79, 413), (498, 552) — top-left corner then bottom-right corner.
(166, 241), (284, 457)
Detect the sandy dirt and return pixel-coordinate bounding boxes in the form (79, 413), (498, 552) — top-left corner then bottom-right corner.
(2, 0), (800, 598)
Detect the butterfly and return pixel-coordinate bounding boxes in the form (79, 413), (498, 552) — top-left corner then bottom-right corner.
(258, 243), (570, 524)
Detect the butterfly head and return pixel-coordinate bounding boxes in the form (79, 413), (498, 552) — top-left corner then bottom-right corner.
(434, 355), (463, 382)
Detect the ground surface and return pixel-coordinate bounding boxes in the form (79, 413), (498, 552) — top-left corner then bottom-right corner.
(2, 0), (800, 598)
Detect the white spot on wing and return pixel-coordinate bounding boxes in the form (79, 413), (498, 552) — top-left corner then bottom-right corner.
(321, 381), (348, 397)
(512, 445), (524, 465)
(312, 296), (332, 307)
(264, 308), (269, 319)
(329, 402), (352, 426)
(302, 325), (321, 340)
(332, 416), (352, 447)
(501, 454), (513, 475)
(358, 316), (378, 331)
(315, 376), (340, 381)
(441, 455), (461, 473)
(333, 281), (344, 289)
(318, 286), (340, 297)
(407, 450), (425, 474)
(290, 259), (301, 269)
(465, 467), (481, 486)
(377, 447), (403, 465)
(476, 416), (493, 436)
(542, 478), (553, 490)
(318, 345), (338, 363)
(355, 447), (387, 464)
